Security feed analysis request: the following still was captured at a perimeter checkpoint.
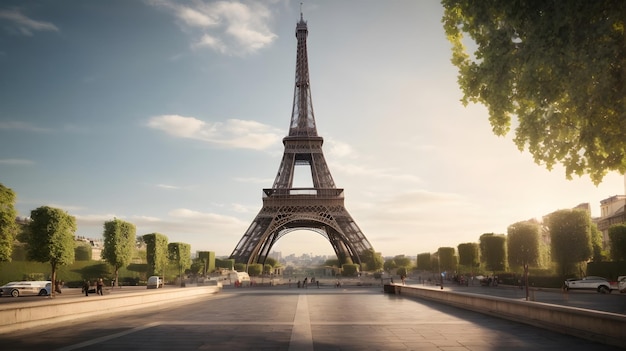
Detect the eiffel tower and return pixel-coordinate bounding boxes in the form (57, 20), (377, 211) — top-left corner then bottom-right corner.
(229, 12), (375, 266)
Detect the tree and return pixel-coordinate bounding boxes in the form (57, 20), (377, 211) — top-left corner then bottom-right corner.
(507, 220), (540, 300)
(438, 247), (457, 272)
(27, 206), (76, 297)
(457, 242), (479, 273)
(590, 223), (606, 262)
(247, 263), (262, 276)
(384, 255), (411, 273)
(197, 251), (216, 276)
(507, 221), (540, 269)
(416, 252), (432, 271)
(442, 1), (626, 184)
(360, 249), (383, 271)
(547, 209), (592, 276)
(101, 218), (136, 287)
(0, 183), (19, 263)
(74, 243), (92, 261)
(479, 233), (507, 273)
(143, 233), (169, 278)
(609, 224), (626, 261)
(168, 242), (191, 287)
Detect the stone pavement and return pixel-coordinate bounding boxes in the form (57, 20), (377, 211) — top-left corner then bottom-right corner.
(0, 286), (619, 350)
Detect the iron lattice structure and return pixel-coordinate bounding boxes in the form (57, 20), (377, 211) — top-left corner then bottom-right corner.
(229, 13), (375, 266)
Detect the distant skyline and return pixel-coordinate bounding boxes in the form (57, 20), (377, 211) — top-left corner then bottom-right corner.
(1, 1), (625, 258)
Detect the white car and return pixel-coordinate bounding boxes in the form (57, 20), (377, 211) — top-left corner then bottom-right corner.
(564, 276), (613, 294)
(618, 276), (626, 293)
(0, 281), (51, 297)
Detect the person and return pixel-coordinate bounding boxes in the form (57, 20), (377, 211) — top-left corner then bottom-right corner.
(82, 280), (90, 296)
(96, 278), (104, 295)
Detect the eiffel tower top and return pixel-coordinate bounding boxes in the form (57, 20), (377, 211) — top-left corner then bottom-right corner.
(288, 10), (319, 138)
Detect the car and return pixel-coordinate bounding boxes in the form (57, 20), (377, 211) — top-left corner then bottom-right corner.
(618, 276), (626, 293)
(146, 276), (163, 289)
(0, 281), (51, 297)
(564, 276), (613, 294)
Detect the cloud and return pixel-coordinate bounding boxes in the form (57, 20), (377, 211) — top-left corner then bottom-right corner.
(147, 114), (282, 150)
(0, 9), (59, 36)
(147, 0), (277, 56)
(156, 184), (180, 190)
(0, 158), (34, 166)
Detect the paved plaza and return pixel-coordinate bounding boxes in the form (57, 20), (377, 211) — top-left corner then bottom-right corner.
(0, 286), (619, 350)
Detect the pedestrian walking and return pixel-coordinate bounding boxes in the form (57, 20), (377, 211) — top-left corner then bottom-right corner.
(82, 280), (90, 296)
(96, 278), (104, 295)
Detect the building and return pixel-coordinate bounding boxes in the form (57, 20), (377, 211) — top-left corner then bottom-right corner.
(596, 195), (626, 250)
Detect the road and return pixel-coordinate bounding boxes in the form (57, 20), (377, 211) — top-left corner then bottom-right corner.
(0, 286), (620, 351)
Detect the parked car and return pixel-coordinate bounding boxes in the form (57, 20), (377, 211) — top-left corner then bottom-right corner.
(618, 276), (626, 293)
(0, 281), (51, 297)
(564, 276), (614, 293)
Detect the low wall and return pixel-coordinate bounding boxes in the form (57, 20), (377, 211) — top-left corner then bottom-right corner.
(386, 284), (626, 349)
(0, 285), (221, 334)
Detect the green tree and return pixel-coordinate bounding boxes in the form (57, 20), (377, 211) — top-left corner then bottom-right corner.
(442, 1), (626, 184)
(168, 242), (191, 287)
(548, 209), (592, 276)
(101, 218), (136, 287)
(507, 221), (540, 269)
(437, 247), (457, 272)
(590, 223), (605, 262)
(74, 243), (92, 261)
(27, 206), (76, 297)
(609, 224), (626, 261)
(457, 243), (479, 273)
(324, 258), (340, 267)
(416, 252), (432, 271)
(143, 233), (169, 277)
(197, 251), (216, 276)
(0, 183), (19, 263)
(479, 233), (507, 273)
(360, 249), (383, 271)
(247, 263), (262, 276)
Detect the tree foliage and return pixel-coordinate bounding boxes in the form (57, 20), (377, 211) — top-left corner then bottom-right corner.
(442, 1), (626, 184)
(360, 249), (383, 271)
(479, 233), (507, 272)
(143, 233), (168, 277)
(547, 209), (592, 276)
(168, 242), (191, 271)
(457, 242), (479, 270)
(609, 224), (626, 261)
(437, 247), (457, 271)
(27, 206), (76, 297)
(0, 183), (18, 263)
(101, 218), (136, 287)
(74, 244), (92, 261)
(248, 263), (262, 276)
(590, 223), (605, 262)
(507, 220), (540, 268)
(416, 252), (432, 271)
(384, 255), (411, 272)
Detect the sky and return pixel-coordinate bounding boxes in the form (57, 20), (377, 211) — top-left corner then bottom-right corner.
(1, 0), (625, 259)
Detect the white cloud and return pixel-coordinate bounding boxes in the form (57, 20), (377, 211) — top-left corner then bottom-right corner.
(0, 9), (59, 36)
(156, 184), (180, 190)
(147, 0), (277, 56)
(147, 114), (281, 150)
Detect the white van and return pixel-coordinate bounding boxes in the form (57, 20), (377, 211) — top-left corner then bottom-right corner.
(147, 276), (163, 289)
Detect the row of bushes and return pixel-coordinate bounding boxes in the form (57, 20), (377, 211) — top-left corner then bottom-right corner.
(0, 260), (177, 286)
